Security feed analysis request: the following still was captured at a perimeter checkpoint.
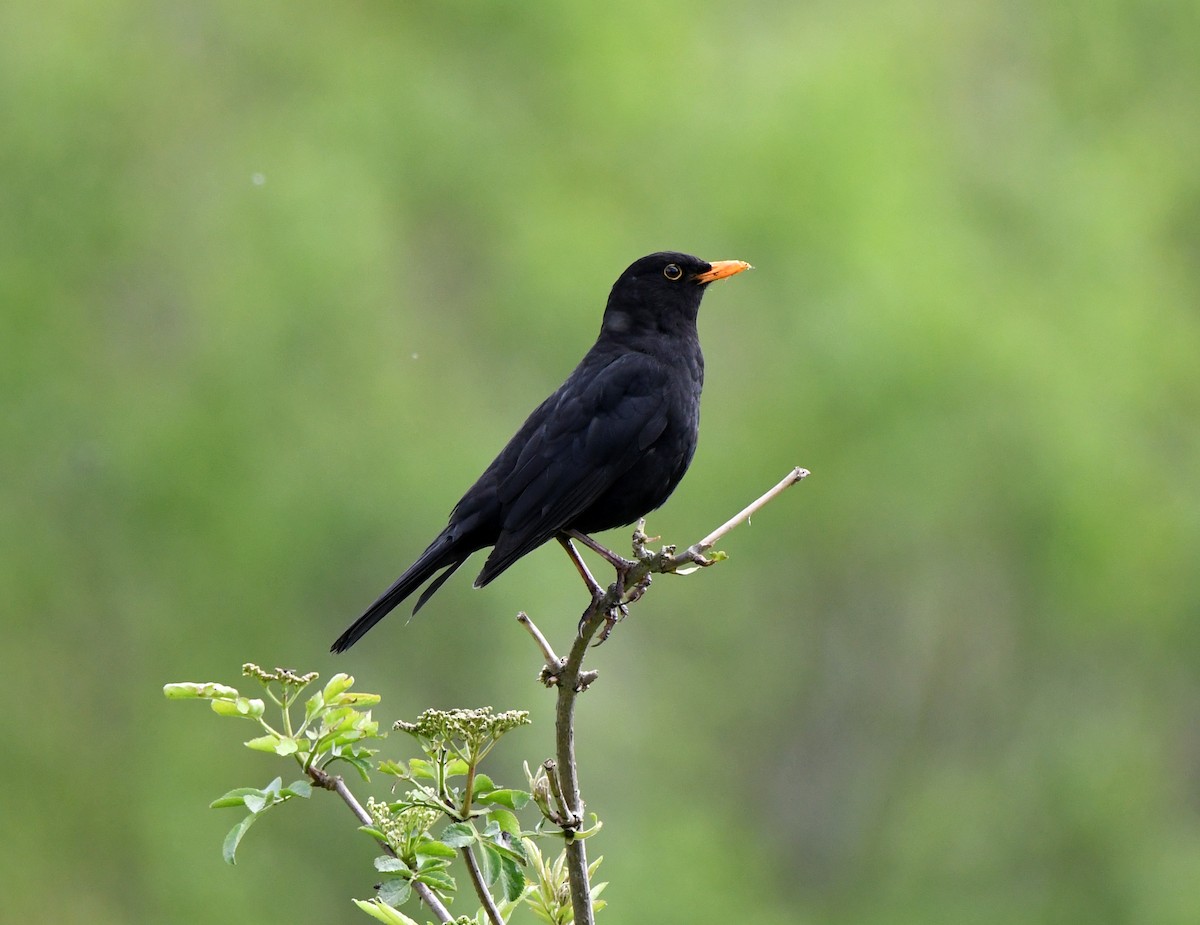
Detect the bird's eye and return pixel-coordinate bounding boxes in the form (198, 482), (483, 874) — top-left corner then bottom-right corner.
(663, 264), (683, 280)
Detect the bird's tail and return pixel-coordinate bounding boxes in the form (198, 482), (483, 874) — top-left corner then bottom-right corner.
(330, 532), (467, 653)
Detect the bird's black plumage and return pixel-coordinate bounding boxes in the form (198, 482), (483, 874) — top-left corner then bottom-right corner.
(331, 251), (750, 652)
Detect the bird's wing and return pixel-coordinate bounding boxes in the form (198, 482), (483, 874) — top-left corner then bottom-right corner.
(475, 352), (671, 585)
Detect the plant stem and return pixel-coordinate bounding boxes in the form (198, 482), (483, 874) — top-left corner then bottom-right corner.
(553, 601), (607, 925)
(696, 466), (809, 550)
(461, 845), (505, 925)
(517, 611), (562, 669)
(461, 760), (478, 818)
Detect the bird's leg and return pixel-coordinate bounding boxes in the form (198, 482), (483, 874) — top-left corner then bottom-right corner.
(556, 535), (604, 600)
(561, 530), (643, 644)
(563, 528), (638, 597)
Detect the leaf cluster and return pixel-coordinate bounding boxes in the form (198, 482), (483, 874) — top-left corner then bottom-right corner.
(366, 707), (535, 917)
(164, 664), (382, 862)
(166, 668), (601, 924)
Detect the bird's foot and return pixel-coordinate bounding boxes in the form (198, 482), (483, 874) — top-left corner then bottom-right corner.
(610, 560), (634, 602)
(576, 585), (607, 634)
(621, 572), (652, 606)
(594, 603), (629, 645)
(566, 528), (637, 574)
(607, 551), (641, 585)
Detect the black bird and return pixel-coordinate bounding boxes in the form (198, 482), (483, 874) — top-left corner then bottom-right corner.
(331, 251), (751, 652)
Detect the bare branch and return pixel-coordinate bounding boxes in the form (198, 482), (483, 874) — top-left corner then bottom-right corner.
(541, 758), (571, 826)
(517, 611), (562, 671)
(553, 605), (607, 925)
(697, 466), (809, 550)
(461, 845), (504, 925)
(541, 467), (808, 925)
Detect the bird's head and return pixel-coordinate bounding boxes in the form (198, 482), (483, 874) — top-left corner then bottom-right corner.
(601, 251), (751, 338)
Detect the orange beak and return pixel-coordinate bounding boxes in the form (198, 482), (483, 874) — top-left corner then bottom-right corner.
(693, 259), (753, 284)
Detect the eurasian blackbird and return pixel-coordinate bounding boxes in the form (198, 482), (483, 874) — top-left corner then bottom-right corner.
(331, 251), (750, 652)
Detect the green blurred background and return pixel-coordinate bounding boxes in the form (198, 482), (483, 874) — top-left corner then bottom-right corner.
(4, 0), (1199, 921)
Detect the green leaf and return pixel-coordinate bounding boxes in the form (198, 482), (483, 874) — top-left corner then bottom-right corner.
(209, 787), (264, 809)
(338, 691), (382, 707)
(440, 822), (475, 848)
(496, 853), (526, 903)
(416, 856), (452, 874)
(241, 777), (282, 813)
(304, 690), (325, 724)
(478, 842), (500, 885)
(244, 734), (283, 753)
(353, 897), (419, 925)
(415, 868), (456, 893)
(163, 681), (239, 700)
(281, 780), (312, 799)
(210, 699), (249, 717)
(415, 838), (458, 861)
(471, 773), (496, 794)
(222, 813), (257, 864)
(477, 789), (530, 810)
(273, 737), (300, 756)
(575, 814), (603, 839)
(205, 695), (266, 717)
(378, 760), (408, 778)
(478, 825), (527, 865)
(374, 856), (409, 873)
(243, 791), (269, 814)
(487, 808), (521, 837)
(488, 841), (528, 865)
(322, 672), (355, 700)
(377, 879), (413, 907)
(527, 906), (555, 925)
(445, 758), (470, 777)
(319, 705), (354, 730)
(407, 758), (435, 781)
(505, 838), (529, 865)
(341, 754), (375, 782)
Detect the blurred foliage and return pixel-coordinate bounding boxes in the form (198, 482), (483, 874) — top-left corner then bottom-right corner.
(2, 0), (1199, 922)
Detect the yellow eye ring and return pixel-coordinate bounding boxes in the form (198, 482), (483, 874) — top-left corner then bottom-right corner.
(663, 264), (682, 280)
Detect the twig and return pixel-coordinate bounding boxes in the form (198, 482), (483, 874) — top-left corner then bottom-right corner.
(461, 845), (504, 925)
(545, 466), (808, 925)
(540, 758), (568, 826)
(308, 766), (455, 925)
(553, 603), (607, 925)
(697, 466), (809, 549)
(517, 612), (562, 672)
(661, 466), (809, 572)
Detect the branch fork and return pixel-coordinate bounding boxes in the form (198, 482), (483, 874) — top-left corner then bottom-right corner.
(517, 466), (808, 925)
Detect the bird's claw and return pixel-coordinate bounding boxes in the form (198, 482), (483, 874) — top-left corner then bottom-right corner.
(622, 573), (652, 605)
(593, 604), (628, 645)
